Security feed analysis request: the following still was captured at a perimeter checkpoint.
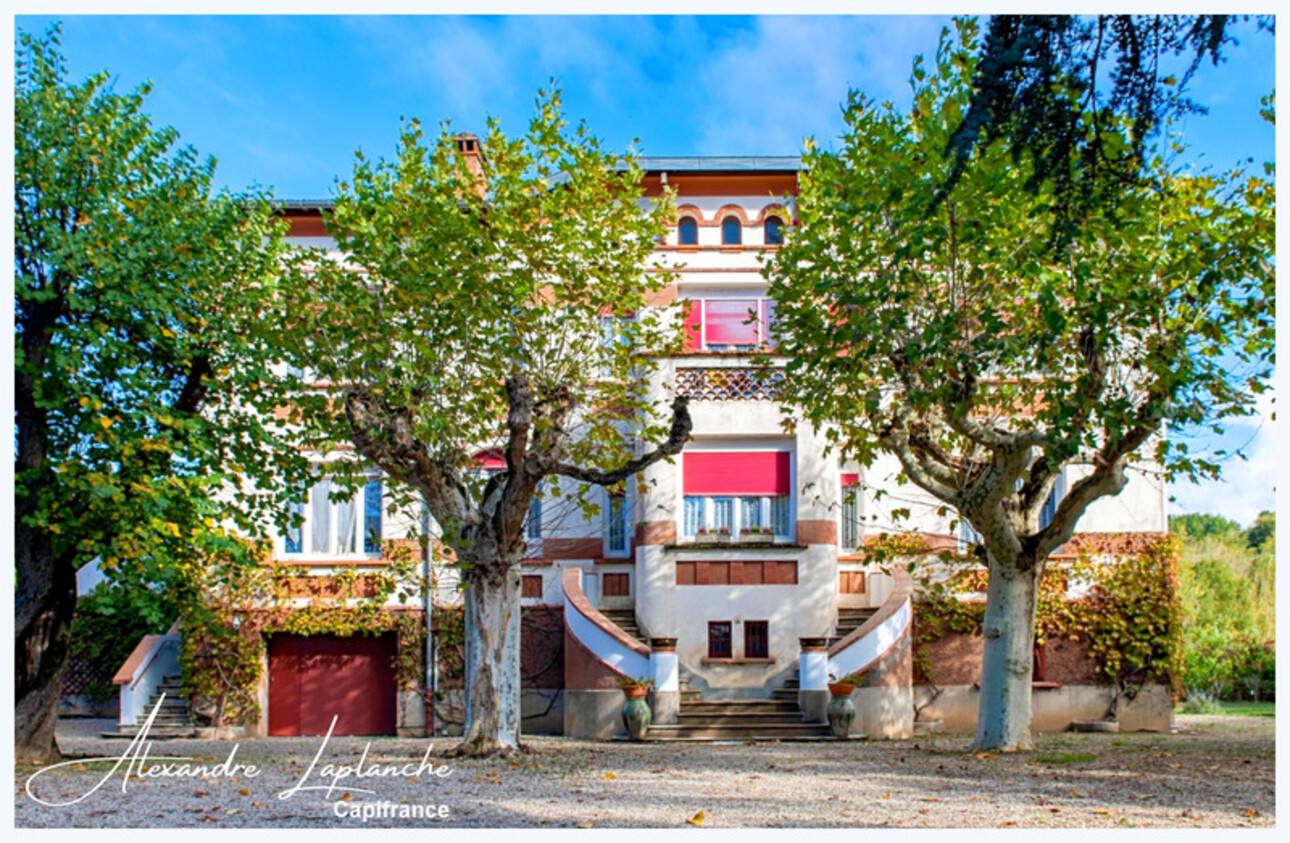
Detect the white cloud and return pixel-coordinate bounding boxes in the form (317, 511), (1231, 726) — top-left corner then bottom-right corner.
(1168, 390), (1276, 528)
(693, 16), (947, 154)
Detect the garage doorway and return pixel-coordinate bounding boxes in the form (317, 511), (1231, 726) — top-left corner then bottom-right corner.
(268, 633), (398, 736)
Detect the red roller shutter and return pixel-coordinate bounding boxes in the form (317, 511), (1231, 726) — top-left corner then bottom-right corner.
(684, 452), (790, 495)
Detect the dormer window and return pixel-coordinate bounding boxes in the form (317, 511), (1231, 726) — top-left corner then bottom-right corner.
(721, 216), (742, 246)
(678, 217), (699, 246)
(764, 216), (784, 246)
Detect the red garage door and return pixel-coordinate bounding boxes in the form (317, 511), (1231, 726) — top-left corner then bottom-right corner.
(268, 633), (398, 736)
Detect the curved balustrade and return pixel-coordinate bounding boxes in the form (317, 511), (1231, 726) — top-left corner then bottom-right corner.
(561, 568), (651, 680)
(826, 568), (914, 681)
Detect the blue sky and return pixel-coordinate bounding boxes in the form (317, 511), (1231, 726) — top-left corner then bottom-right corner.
(11, 14), (1278, 526)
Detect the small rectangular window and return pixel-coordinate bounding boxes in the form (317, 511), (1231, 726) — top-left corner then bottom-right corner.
(744, 621), (769, 658)
(526, 495), (542, 541)
(363, 479), (383, 553)
(841, 489), (861, 549)
(606, 494), (629, 556)
(840, 571), (867, 594)
(284, 492), (304, 554)
(522, 575), (543, 599)
(602, 573), (630, 596)
(708, 621), (732, 659)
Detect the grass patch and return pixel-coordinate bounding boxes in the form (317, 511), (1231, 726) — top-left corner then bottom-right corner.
(1215, 701), (1274, 717)
(1031, 752), (1096, 764)
(1175, 700), (1275, 717)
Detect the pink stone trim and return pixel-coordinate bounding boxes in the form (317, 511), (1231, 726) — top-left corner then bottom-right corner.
(112, 635), (159, 686)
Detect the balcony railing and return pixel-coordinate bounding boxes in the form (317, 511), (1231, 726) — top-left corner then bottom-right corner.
(675, 368), (783, 401)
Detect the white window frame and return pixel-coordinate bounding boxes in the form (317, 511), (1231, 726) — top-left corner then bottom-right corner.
(281, 475), (383, 560)
(604, 491), (631, 558)
(841, 486), (862, 550)
(681, 494), (792, 541)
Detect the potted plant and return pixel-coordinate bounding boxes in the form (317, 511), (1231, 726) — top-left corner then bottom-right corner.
(739, 527), (761, 544)
(716, 526), (732, 544)
(826, 670), (867, 739)
(616, 676), (654, 740)
(695, 527), (717, 545)
(760, 526), (775, 541)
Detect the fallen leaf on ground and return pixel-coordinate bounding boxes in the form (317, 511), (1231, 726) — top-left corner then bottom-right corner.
(686, 810), (706, 826)
(604, 772), (616, 780)
(577, 821), (594, 829)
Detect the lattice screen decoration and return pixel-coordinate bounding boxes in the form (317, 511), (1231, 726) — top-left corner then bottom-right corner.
(675, 368), (784, 401)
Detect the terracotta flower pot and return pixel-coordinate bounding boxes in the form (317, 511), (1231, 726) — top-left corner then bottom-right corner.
(622, 684), (650, 699)
(827, 682), (856, 697)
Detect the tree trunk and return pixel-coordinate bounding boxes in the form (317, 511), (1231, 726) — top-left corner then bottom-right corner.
(970, 560), (1040, 752)
(455, 556), (522, 756)
(15, 539), (78, 765)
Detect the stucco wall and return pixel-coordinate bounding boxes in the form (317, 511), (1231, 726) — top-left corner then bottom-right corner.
(915, 683), (1174, 733)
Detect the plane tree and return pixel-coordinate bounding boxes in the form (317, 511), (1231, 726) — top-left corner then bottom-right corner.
(282, 90), (689, 756)
(14, 27), (308, 763)
(764, 20), (1273, 751)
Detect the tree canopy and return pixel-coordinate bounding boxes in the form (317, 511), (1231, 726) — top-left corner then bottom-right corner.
(942, 14), (1274, 252)
(281, 89), (689, 754)
(14, 25), (308, 761)
(764, 18), (1274, 750)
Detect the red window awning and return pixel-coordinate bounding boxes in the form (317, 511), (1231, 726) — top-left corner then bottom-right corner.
(473, 449), (506, 470)
(841, 472), (860, 488)
(683, 452), (790, 496)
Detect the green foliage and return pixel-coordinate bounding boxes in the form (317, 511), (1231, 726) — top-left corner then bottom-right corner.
(1179, 690), (1222, 714)
(1176, 518), (1275, 700)
(765, 18), (1274, 553)
(1245, 511), (1275, 551)
(15, 25), (311, 585)
(1170, 513), (1241, 539)
(177, 540), (427, 726)
(280, 86), (679, 536)
(914, 536), (1185, 691)
(68, 581), (180, 679)
(942, 15), (1272, 253)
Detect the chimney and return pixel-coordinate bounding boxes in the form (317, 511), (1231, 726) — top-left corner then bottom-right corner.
(453, 132), (485, 182)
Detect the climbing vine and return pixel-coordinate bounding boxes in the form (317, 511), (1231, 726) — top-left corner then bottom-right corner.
(179, 538), (428, 726)
(910, 535), (1183, 694)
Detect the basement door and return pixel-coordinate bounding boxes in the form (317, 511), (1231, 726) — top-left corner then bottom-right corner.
(268, 633), (398, 736)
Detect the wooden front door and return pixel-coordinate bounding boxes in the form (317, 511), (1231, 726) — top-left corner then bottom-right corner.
(268, 633), (398, 736)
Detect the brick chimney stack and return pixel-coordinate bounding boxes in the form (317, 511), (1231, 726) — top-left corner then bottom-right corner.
(453, 132), (484, 180)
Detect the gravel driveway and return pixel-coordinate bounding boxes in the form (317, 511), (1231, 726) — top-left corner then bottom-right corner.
(15, 714), (1273, 828)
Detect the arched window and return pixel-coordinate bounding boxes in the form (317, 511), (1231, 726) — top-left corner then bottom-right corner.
(721, 216), (742, 245)
(678, 217), (699, 246)
(764, 216), (784, 246)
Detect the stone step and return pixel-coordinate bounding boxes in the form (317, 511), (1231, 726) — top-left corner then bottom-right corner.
(645, 723), (830, 741)
(599, 610), (642, 642)
(680, 700), (800, 715)
(104, 725), (197, 739)
(676, 713), (815, 727)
